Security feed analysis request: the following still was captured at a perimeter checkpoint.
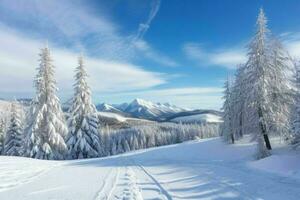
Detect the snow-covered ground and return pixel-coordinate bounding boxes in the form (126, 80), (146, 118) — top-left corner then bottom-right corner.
(0, 137), (300, 200)
(171, 113), (223, 124)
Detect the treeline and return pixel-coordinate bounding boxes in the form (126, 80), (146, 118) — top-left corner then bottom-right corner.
(221, 9), (299, 159)
(99, 123), (219, 156)
(0, 47), (220, 160)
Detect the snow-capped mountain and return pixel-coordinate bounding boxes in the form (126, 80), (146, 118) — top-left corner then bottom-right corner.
(97, 98), (188, 121)
(96, 103), (123, 113)
(124, 98), (187, 120)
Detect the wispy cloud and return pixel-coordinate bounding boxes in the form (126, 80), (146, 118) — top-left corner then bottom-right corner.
(183, 42), (246, 69)
(280, 32), (300, 59)
(134, 0), (161, 41)
(0, 24), (167, 101)
(0, 0), (177, 67)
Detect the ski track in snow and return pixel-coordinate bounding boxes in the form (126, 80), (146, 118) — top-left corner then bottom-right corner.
(1, 138), (300, 199)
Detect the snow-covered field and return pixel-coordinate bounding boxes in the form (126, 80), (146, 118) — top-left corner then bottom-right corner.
(0, 137), (300, 200)
(171, 113), (223, 124)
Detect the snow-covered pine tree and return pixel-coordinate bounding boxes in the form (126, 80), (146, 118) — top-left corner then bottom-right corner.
(66, 56), (101, 159)
(3, 101), (23, 156)
(244, 8), (273, 157)
(269, 39), (293, 141)
(231, 64), (246, 140)
(292, 61), (300, 146)
(24, 46), (68, 160)
(221, 77), (234, 143)
(0, 119), (5, 154)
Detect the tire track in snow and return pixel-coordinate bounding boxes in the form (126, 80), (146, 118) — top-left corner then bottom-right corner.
(106, 167), (121, 200)
(129, 158), (172, 200)
(94, 167), (115, 200)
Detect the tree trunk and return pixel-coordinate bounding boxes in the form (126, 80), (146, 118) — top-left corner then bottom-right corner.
(239, 112), (243, 138)
(263, 134), (272, 150)
(258, 106), (272, 150)
(231, 133), (235, 144)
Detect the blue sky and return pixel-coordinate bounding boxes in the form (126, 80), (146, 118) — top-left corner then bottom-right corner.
(0, 0), (300, 109)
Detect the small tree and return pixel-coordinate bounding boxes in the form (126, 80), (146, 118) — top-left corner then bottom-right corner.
(66, 56), (101, 159)
(0, 119), (5, 154)
(3, 102), (23, 156)
(222, 77), (234, 143)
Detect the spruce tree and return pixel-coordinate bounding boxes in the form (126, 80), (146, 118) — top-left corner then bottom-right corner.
(292, 61), (300, 146)
(0, 119), (5, 154)
(244, 8), (273, 158)
(66, 56), (101, 159)
(24, 46), (68, 160)
(3, 101), (23, 156)
(222, 77), (234, 143)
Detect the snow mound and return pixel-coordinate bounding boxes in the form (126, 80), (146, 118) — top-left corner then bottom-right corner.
(171, 113), (223, 123)
(249, 154), (300, 178)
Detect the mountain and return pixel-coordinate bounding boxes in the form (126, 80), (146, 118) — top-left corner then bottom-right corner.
(97, 103), (123, 113)
(96, 98), (223, 123)
(121, 98), (187, 121)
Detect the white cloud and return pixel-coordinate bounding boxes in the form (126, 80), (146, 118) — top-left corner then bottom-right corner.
(183, 43), (247, 69)
(0, 0), (177, 67)
(281, 32), (300, 59)
(0, 25), (167, 100)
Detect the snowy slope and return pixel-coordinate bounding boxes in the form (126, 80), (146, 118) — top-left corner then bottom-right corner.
(96, 103), (125, 115)
(97, 111), (152, 128)
(1, 137), (300, 200)
(171, 113), (223, 123)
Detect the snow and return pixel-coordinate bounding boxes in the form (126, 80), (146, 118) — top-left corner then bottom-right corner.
(97, 111), (128, 122)
(1, 137), (300, 199)
(97, 111), (150, 123)
(171, 113), (223, 123)
(0, 100), (11, 120)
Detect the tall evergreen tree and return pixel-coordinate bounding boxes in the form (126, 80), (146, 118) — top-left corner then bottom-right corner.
(243, 9), (292, 158)
(66, 56), (101, 159)
(221, 77), (234, 143)
(244, 9), (273, 158)
(3, 101), (23, 156)
(231, 64), (246, 140)
(292, 61), (300, 146)
(24, 46), (68, 160)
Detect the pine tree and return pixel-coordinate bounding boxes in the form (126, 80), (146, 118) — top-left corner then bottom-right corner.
(222, 77), (234, 143)
(0, 119), (5, 154)
(231, 64), (246, 140)
(66, 56), (101, 159)
(292, 61), (300, 146)
(3, 101), (23, 156)
(244, 9), (273, 158)
(24, 47), (68, 160)
(269, 39), (293, 140)
(242, 9), (293, 158)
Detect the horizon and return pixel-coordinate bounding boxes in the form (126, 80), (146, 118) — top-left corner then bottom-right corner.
(1, 0), (300, 110)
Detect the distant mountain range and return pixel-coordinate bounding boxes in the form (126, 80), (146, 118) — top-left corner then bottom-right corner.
(0, 98), (223, 125)
(96, 98), (223, 123)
